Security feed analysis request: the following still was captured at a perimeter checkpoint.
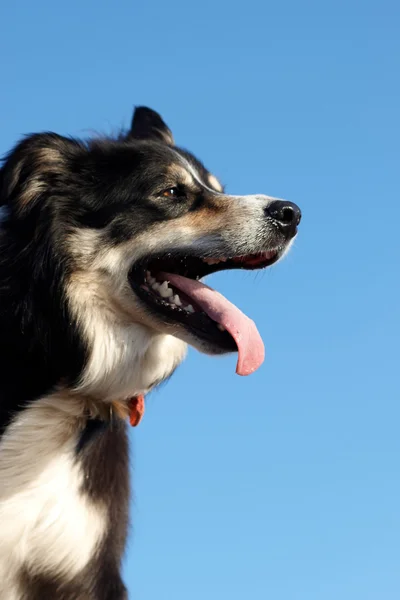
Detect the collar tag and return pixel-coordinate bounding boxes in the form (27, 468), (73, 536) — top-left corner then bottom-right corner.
(128, 394), (145, 427)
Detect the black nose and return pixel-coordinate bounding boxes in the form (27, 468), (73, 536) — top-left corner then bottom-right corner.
(266, 200), (301, 237)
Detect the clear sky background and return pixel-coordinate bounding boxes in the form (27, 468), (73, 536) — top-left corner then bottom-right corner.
(1, 1), (399, 598)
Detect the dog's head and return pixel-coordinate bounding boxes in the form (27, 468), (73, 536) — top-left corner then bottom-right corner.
(0, 107), (301, 402)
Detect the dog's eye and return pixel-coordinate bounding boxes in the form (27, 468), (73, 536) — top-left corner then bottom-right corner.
(162, 186), (185, 199)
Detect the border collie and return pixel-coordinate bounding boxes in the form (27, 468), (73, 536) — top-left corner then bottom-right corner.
(0, 106), (301, 599)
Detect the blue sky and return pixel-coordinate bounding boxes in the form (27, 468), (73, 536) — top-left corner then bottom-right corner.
(1, 1), (399, 598)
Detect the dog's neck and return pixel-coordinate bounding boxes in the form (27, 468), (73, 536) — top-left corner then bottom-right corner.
(67, 272), (188, 402)
(0, 270), (188, 435)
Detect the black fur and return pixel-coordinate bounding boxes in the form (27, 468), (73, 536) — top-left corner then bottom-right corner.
(0, 139), (88, 432)
(21, 420), (129, 600)
(0, 106), (300, 599)
(0, 113), (214, 433)
(0, 107), (220, 599)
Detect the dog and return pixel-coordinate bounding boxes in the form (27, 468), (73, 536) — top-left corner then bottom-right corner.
(0, 106), (301, 599)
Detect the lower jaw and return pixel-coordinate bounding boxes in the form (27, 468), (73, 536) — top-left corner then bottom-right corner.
(127, 250), (282, 356)
(131, 282), (237, 353)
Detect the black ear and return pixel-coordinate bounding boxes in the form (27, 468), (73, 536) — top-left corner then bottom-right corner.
(127, 106), (174, 145)
(0, 133), (80, 215)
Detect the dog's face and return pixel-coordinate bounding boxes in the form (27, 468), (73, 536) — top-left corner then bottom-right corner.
(0, 107), (301, 401)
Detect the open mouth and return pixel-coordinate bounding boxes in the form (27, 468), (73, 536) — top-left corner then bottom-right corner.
(128, 250), (279, 375)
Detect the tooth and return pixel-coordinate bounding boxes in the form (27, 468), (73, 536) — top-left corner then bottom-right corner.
(186, 304), (195, 313)
(148, 276), (156, 284)
(159, 281), (173, 298)
(217, 324), (225, 331)
(172, 294), (182, 306)
(204, 257), (228, 265)
(152, 282), (160, 292)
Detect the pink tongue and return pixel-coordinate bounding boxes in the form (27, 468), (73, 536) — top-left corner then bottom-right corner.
(161, 272), (265, 376)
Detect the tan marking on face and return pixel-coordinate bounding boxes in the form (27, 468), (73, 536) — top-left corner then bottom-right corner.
(174, 201), (227, 230)
(67, 229), (104, 267)
(74, 194), (242, 275)
(123, 193), (269, 260)
(67, 192), (266, 282)
(167, 164), (196, 188)
(130, 194), (230, 243)
(67, 269), (135, 324)
(207, 173), (223, 192)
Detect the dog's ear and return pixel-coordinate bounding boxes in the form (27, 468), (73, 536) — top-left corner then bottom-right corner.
(0, 133), (80, 216)
(127, 106), (174, 145)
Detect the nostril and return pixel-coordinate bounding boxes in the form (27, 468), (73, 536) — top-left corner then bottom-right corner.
(281, 207), (295, 224)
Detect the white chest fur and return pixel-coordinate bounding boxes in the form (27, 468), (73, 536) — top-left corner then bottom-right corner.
(0, 396), (106, 595)
(67, 271), (187, 400)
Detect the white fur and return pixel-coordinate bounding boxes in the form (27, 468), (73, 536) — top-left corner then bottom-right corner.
(78, 315), (187, 400)
(67, 271), (187, 399)
(0, 396), (107, 593)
